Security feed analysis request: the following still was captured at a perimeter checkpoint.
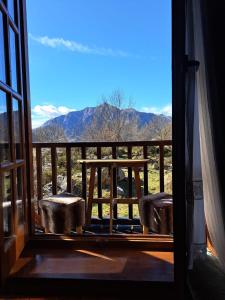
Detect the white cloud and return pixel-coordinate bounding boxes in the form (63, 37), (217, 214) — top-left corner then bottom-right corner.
(32, 104), (75, 117)
(32, 117), (49, 129)
(141, 104), (172, 116)
(29, 34), (133, 58)
(32, 104), (76, 128)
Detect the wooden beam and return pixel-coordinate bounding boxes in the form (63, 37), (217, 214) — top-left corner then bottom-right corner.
(91, 197), (139, 204)
(66, 147), (71, 193)
(159, 144), (165, 192)
(81, 146), (87, 201)
(36, 147), (42, 205)
(51, 146), (57, 195)
(32, 140), (172, 148)
(172, 0), (186, 297)
(97, 147), (102, 219)
(86, 167), (96, 224)
(128, 146), (133, 219)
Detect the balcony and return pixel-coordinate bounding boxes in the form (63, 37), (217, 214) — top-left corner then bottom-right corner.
(32, 140), (172, 235)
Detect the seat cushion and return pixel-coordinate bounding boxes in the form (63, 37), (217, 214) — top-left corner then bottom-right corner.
(152, 198), (173, 208)
(40, 192), (84, 206)
(39, 192), (85, 233)
(139, 193), (173, 230)
(141, 192), (172, 202)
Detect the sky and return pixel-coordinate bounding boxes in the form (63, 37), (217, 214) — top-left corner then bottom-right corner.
(26, 0), (171, 128)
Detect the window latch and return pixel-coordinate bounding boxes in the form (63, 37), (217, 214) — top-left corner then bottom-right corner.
(185, 55), (200, 72)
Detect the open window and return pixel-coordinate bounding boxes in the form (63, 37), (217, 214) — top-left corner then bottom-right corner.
(0, 0), (187, 298)
(0, 0), (33, 283)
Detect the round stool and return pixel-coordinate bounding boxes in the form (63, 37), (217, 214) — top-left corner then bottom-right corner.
(39, 192), (85, 234)
(152, 198), (173, 234)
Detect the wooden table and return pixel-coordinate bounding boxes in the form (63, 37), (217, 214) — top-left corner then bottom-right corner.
(77, 159), (149, 234)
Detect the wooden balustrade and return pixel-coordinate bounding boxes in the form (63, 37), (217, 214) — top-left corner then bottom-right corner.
(32, 140), (172, 225)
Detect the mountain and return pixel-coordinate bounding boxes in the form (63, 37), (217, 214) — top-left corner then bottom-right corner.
(33, 103), (171, 141)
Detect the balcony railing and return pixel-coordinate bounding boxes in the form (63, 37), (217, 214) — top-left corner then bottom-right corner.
(32, 140), (172, 226)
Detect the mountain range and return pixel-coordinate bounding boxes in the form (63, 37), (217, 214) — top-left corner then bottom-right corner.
(34, 103), (171, 141)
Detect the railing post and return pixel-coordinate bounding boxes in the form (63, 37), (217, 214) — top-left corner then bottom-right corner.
(143, 145), (149, 195)
(97, 147), (102, 219)
(128, 146), (133, 220)
(51, 146), (57, 195)
(112, 146), (117, 220)
(36, 146), (42, 213)
(66, 146), (72, 193)
(81, 146), (87, 202)
(159, 143), (165, 192)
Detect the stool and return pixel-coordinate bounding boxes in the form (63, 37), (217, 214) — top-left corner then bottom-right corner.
(152, 198), (173, 234)
(139, 192), (173, 234)
(39, 192), (85, 234)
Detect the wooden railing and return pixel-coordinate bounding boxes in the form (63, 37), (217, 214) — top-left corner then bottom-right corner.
(32, 140), (172, 225)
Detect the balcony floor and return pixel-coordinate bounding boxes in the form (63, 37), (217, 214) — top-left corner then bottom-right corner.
(5, 240), (174, 298)
(10, 246), (173, 281)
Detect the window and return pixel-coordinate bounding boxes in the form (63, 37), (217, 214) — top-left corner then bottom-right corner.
(2, 171), (13, 238)
(0, 0), (28, 275)
(0, 10), (6, 83)
(16, 167), (24, 225)
(9, 27), (19, 92)
(0, 90), (10, 163)
(12, 98), (22, 159)
(7, 0), (16, 23)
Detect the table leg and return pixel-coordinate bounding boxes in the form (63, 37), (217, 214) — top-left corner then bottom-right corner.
(143, 225), (149, 235)
(134, 167), (142, 200)
(86, 167), (96, 225)
(109, 166), (114, 234)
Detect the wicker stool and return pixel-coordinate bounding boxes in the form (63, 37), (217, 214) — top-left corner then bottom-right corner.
(139, 192), (173, 234)
(39, 192), (85, 234)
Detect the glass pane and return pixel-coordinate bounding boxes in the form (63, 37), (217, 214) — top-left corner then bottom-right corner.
(9, 27), (19, 92)
(16, 168), (24, 225)
(12, 98), (22, 159)
(7, 0), (15, 22)
(0, 11), (6, 83)
(0, 91), (10, 163)
(2, 171), (13, 237)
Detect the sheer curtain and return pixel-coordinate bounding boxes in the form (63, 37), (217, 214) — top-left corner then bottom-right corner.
(192, 0), (225, 269)
(185, 0), (195, 267)
(186, 0), (206, 268)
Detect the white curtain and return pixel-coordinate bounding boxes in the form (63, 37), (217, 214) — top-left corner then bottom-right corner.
(185, 0), (195, 266)
(186, 0), (206, 268)
(192, 0), (225, 269)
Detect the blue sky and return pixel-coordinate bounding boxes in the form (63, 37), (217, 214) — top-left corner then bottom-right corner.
(27, 0), (171, 128)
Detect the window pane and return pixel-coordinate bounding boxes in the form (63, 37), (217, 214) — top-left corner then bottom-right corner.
(0, 11), (6, 83)
(16, 168), (24, 226)
(2, 171), (13, 238)
(0, 91), (10, 163)
(7, 0), (15, 22)
(12, 98), (22, 159)
(9, 27), (19, 92)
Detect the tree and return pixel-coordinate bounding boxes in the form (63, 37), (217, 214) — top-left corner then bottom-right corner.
(140, 116), (172, 140)
(81, 90), (139, 142)
(32, 124), (68, 142)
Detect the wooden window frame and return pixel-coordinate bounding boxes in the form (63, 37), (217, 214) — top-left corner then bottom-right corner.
(0, 0), (32, 261)
(1, 0), (187, 295)
(25, 0), (187, 295)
